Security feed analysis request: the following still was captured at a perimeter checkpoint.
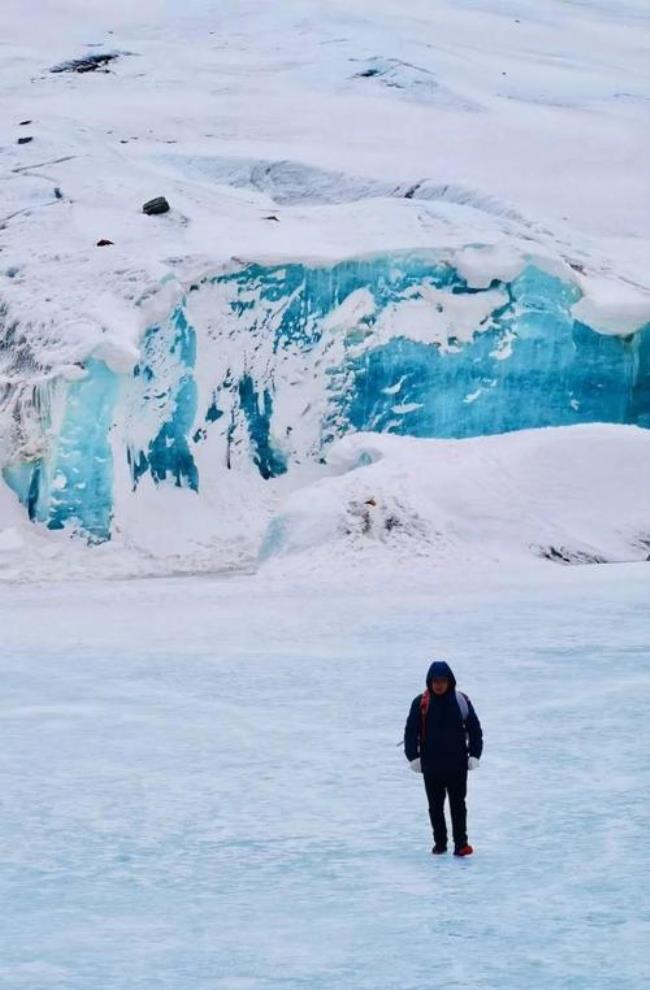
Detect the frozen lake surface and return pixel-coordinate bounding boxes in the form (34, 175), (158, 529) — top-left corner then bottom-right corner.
(1, 564), (649, 989)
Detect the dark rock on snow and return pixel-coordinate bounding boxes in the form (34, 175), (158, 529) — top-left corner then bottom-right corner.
(17, 136), (33, 145)
(50, 52), (119, 74)
(96, 239), (114, 247)
(142, 196), (170, 215)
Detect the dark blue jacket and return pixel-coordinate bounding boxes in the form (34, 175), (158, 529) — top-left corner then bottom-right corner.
(404, 661), (483, 774)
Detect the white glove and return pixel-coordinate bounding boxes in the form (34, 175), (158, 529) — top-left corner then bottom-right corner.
(409, 758), (422, 774)
(468, 756), (480, 771)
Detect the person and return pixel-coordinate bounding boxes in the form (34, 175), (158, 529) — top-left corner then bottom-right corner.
(404, 660), (483, 856)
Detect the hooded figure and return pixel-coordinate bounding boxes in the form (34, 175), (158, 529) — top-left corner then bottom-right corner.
(404, 660), (483, 856)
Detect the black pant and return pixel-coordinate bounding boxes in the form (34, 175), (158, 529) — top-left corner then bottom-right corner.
(423, 771), (468, 849)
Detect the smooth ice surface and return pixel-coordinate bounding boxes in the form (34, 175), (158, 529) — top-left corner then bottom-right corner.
(2, 564), (649, 988)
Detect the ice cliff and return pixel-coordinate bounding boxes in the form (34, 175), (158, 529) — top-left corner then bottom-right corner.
(2, 0), (650, 576)
(1, 252), (649, 546)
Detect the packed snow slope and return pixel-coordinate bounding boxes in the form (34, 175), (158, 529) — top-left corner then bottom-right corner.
(259, 425), (650, 571)
(1, 0), (650, 573)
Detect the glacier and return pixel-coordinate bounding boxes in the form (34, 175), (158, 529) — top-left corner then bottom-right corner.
(2, 2), (650, 986)
(2, 254), (649, 543)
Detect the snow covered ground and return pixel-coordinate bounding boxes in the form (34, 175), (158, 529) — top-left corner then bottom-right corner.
(1, 422), (649, 581)
(2, 5), (650, 984)
(260, 425), (650, 571)
(2, 563), (649, 989)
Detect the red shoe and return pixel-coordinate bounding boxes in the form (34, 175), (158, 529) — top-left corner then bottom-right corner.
(454, 844), (473, 857)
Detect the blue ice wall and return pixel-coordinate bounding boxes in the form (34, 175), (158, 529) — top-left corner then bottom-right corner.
(238, 375), (287, 479)
(213, 255), (462, 352)
(342, 267), (646, 437)
(127, 305), (199, 492)
(2, 359), (118, 540)
(199, 256), (649, 443)
(3, 252), (650, 541)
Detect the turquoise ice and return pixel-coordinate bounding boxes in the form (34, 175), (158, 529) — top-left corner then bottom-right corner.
(3, 254), (649, 539)
(128, 305), (199, 493)
(2, 359), (118, 541)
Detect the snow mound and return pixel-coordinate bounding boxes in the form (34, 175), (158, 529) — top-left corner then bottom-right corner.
(260, 425), (650, 571)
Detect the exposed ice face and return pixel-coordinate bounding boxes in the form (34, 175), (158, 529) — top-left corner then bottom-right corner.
(2, 359), (118, 541)
(127, 306), (199, 493)
(2, 253), (649, 542)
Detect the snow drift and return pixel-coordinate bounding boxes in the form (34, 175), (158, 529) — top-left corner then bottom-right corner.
(260, 425), (650, 570)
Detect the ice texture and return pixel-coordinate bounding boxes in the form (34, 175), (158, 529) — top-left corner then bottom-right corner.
(1, 563), (648, 988)
(2, 254), (649, 541)
(128, 306), (199, 493)
(3, 359), (118, 540)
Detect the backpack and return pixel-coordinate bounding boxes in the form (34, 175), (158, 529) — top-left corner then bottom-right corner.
(419, 689), (469, 747)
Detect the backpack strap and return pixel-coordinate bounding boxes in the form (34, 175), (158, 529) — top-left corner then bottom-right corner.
(419, 690), (430, 749)
(455, 690), (469, 724)
(456, 690), (470, 750)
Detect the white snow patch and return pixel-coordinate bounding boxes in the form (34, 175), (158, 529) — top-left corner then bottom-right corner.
(260, 425), (650, 572)
(391, 402), (422, 415)
(381, 377), (407, 396)
(453, 243), (526, 289)
(321, 288), (376, 332)
(571, 276), (650, 335)
(369, 285), (507, 348)
(0, 527), (24, 553)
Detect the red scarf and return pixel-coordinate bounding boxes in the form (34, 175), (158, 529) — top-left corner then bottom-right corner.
(419, 689), (431, 745)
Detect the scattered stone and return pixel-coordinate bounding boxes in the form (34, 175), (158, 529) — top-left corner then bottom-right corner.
(50, 52), (119, 74)
(17, 136), (33, 145)
(142, 196), (170, 215)
(539, 545), (607, 565)
(403, 181), (422, 199)
(54, 187), (63, 200)
(264, 214), (280, 222)
(96, 239), (114, 247)
(19, 120), (32, 126)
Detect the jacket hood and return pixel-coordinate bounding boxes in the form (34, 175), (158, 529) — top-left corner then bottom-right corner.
(426, 660), (457, 690)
